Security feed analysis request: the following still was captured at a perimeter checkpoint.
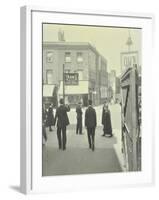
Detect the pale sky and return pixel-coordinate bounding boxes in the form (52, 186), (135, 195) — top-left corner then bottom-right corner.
(43, 24), (141, 76)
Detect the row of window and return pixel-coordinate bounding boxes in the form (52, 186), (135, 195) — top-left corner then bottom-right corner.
(45, 69), (85, 84)
(46, 51), (84, 63)
(44, 69), (107, 85)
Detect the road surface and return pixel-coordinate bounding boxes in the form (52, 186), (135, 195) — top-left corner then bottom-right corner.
(42, 104), (124, 176)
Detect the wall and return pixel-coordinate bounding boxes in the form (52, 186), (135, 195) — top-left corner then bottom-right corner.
(44, 44), (90, 82)
(43, 48), (59, 84)
(0, 0), (158, 200)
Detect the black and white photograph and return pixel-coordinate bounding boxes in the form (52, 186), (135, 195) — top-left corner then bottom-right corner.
(42, 23), (142, 176)
(0, 0), (157, 197)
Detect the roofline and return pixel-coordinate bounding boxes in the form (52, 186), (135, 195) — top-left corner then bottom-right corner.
(43, 41), (107, 61)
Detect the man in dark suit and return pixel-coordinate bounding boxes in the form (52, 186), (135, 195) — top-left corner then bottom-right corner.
(76, 102), (83, 134)
(54, 99), (70, 150)
(85, 99), (97, 151)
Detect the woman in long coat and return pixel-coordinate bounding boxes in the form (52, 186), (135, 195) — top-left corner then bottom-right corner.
(46, 104), (54, 131)
(102, 104), (113, 137)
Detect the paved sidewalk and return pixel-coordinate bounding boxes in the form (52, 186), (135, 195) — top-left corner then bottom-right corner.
(42, 103), (125, 176)
(42, 124), (123, 176)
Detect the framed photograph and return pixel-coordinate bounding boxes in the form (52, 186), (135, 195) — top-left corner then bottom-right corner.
(20, 6), (154, 194)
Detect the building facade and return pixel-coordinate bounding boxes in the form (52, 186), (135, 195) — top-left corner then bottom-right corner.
(43, 41), (108, 106)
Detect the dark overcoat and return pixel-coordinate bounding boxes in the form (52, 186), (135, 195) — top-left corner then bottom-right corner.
(102, 108), (112, 134)
(76, 105), (83, 120)
(54, 105), (70, 128)
(46, 107), (54, 126)
(85, 106), (97, 128)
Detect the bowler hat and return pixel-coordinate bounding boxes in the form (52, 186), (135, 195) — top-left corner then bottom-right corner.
(59, 98), (64, 104)
(88, 99), (92, 105)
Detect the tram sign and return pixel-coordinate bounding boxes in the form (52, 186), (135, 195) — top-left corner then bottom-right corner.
(121, 51), (138, 71)
(64, 73), (79, 85)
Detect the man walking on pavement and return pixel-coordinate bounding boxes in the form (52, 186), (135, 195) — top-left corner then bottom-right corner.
(54, 98), (70, 150)
(85, 99), (97, 151)
(76, 101), (83, 134)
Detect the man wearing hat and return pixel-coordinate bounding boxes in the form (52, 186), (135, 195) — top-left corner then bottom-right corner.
(54, 98), (70, 150)
(76, 101), (83, 134)
(85, 99), (97, 151)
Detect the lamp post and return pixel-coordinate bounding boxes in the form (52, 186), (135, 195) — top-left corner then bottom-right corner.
(92, 90), (97, 105)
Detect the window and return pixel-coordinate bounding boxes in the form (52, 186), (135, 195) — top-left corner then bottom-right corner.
(46, 51), (53, 63)
(65, 69), (70, 73)
(46, 70), (53, 84)
(77, 52), (83, 63)
(65, 52), (71, 63)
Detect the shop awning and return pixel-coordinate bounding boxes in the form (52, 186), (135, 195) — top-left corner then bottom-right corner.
(43, 84), (55, 97)
(59, 81), (88, 95)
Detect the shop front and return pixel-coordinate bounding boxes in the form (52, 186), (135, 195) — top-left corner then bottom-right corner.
(43, 84), (56, 109)
(58, 81), (89, 107)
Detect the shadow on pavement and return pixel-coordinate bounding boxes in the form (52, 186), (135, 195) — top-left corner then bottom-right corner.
(42, 124), (122, 176)
(42, 146), (122, 176)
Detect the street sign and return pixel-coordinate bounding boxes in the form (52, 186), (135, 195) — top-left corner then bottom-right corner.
(121, 51), (138, 71)
(64, 73), (79, 85)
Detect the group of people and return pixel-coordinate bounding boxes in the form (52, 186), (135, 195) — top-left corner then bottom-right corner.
(42, 98), (112, 152)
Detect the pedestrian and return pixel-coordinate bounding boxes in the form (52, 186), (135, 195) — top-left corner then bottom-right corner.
(54, 98), (70, 150)
(105, 98), (108, 104)
(42, 104), (47, 122)
(42, 120), (47, 144)
(42, 105), (47, 144)
(76, 102), (83, 134)
(46, 104), (54, 131)
(101, 104), (113, 137)
(85, 99), (97, 151)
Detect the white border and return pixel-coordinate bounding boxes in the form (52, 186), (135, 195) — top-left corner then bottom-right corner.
(20, 6), (154, 194)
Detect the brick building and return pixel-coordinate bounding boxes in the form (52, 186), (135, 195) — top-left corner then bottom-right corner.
(43, 41), (108, 106)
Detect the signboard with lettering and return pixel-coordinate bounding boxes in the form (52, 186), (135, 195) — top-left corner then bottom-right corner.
(121, 51), (138, 71)
(64, 73), (79, 85)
